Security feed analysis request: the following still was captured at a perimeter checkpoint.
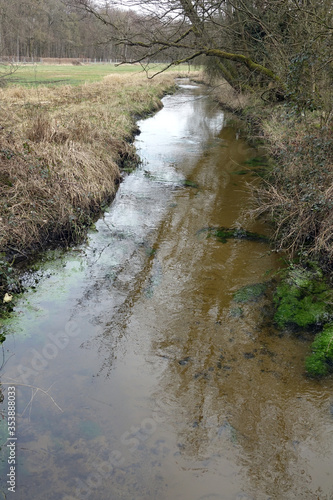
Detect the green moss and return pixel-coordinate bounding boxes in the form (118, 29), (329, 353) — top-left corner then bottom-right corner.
(233, 283), (267, 303)
(274, 265), (333, 329)
(305, 324), (333, 377)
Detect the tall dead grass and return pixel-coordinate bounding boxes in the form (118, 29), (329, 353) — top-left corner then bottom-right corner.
(0, 72), (185, 256)
(252, 111), (333, 267)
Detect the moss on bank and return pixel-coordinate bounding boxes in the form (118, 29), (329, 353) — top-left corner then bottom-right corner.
(273, 264), (333, 376)
(305, 324), (333, 377)
(274, 264), (333, 329)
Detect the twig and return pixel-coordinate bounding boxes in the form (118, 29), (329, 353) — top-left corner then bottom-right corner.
(2, 380), (63, 413)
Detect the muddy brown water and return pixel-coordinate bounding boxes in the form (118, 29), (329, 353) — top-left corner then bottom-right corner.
(1, 81), (333, 500)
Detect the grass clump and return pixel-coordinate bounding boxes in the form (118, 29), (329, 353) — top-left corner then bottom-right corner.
(233, 283), (267, 303)
(305, 324), (333, 377)
(274, 264), (333, 329)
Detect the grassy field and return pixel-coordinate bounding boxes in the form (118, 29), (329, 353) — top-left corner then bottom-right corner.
(6, 63), (194, 87)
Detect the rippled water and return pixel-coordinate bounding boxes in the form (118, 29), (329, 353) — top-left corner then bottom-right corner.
(1, 81), (333, 500)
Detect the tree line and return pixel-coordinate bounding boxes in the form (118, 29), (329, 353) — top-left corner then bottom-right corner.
(72, 0), (332, 109)
(0, 0), (125, 61)
(0, 0), (332, 110)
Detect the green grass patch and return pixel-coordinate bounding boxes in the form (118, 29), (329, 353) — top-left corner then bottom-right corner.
(7, 63), (136, 87)
(6, 63), (192, 88)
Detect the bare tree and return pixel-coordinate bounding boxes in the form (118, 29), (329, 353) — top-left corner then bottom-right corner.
(68, 0), (332, 103)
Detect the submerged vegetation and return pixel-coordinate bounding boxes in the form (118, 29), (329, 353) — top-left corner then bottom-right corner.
(305, 324), (333, 377)
(198, 226), (268, 244)
(233, 283), (267, 304)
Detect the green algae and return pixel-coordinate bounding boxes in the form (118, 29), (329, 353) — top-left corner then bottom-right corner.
(233, 283), (267, 303)
(231, 170), (249, 175)
(198, 226), (269, 244)
(182, 179), (199, 188)
(229, 306), (244, 318)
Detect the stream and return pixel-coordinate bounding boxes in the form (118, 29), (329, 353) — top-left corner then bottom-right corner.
(1, 81), (333, 500)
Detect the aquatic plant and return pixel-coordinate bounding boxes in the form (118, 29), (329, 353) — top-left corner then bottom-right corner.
(305, 324), (333, 377)
(231, 170), (249, 175)
(233, 283), (267, 303)
(182, 179), (199, 188)
(229, 306), (244, 318)
(198, 226), (269, 244)
(243, 156), (268, 166)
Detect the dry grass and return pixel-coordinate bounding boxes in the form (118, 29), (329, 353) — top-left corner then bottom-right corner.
(0, 72), (189, 256)
(252, 111), (333, 266)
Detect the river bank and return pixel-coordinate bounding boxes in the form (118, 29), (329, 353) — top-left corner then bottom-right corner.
(205, 77), (333, 376)
(0, 71), (195, 309)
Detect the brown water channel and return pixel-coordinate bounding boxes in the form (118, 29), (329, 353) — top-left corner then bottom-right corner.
(1, 81), (333, 500)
